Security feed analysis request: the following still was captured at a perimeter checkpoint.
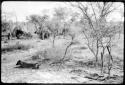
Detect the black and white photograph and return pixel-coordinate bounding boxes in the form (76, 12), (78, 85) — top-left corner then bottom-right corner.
(1, 1), (124, 84)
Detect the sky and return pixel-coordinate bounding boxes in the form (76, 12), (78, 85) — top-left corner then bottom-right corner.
(2, 1), (124, 22)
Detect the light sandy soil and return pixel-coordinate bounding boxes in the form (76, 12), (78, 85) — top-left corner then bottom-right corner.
(1, 34), (124, 83)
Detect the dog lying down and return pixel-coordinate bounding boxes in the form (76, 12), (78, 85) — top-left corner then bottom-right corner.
(15, 60), (40, 69)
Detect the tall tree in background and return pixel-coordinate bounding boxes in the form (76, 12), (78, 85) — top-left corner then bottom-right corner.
(27, 14), (49, 39)
(2, 12), (14, 40)
(53, 7), (71, 38)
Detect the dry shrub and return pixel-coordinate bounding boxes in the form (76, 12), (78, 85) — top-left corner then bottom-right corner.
(72, 40), (80, 45)
(45, 47), (65, 60)
(49, 47), (72, 60)
(2, 42), (31, 53)
(31, 55), (40, 60)
(73, 58), (102, 68)
(31, 51), (46, 60)
(79, 46), (87, 50)
(31, 46), (73, 64)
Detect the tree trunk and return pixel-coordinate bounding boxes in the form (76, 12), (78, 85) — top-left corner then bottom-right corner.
(101, 47), (105, 75)
(16, 34), (20, 39)
(47, 33), (49, 39)
(52, 35), (55, 47)
(42, 32), (45, 40)
(101, 52), (103, 74)
(95, 39), (99, 66)
(107, 59), (112, 77)
(107, 46), (113, 62)
(8, 33), (11, 40)
(106, 46), (113, 77)
(95, 54), (98, 62)
(61, 42), (72, 60)
(63, 32), (65, 39)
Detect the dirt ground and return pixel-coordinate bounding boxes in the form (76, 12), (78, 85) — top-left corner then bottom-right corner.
(1, 34), (124, 83)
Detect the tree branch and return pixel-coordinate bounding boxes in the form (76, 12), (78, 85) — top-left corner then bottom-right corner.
(90, 3), (98, 26)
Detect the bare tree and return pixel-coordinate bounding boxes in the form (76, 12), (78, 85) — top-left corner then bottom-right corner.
(69, 2), (119, 76)
(47, 20), (59, 47)
(58, 26), (76, 70)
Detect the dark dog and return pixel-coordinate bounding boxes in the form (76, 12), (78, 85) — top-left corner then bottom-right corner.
(16, 60), (40, 69)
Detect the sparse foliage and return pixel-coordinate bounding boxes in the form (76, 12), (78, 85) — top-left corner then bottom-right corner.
(69, 2), (120, 76)
(1, 2), (123, 83)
